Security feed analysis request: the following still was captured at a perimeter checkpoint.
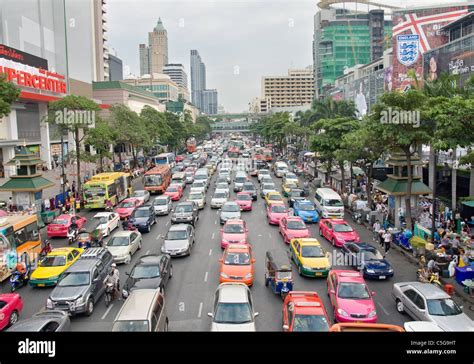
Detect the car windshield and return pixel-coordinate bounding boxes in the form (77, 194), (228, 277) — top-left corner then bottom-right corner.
(40, 255), (66, 267)
(167, 187), (178, 192)
(224, 252), (250, 265)
(224, 224), (244, 233)
(338, 282), (370, 299)
(58, 272), (90, 287)
(237, 194), (251, 201)
(301, 246), (325, 258)
(259, 170), (269, 175)
(243, 185), (254, 191)
(334, 224), (353, 233)
(134, 191), (146, 197)
(166, 230), (188, 240)
(153, 199), (167, 206)
(131, 265), (160, 279)
(52, 218), (69, 225)
(271, 205), (287, 213)
(286, 173), (297, 179)
(361, 249), (384, 261)
(427, 298), (463, 316)
(214, 302), (253, 324)
(223, 204), (240, 212)
(120, 201), (135, 208)
(133, 209), (150, 218)
(263, 184), (275, 190)
(95, 216), (108, 224)
(235, 177), (246, 183)
(291, 190), (305, 197)
(269, 195), (281, 200)
(194, 182), (205, 187)
(298, 203), (315, 211)
(176, 205), (193, 213)
(287, 220), (306, 230)
(189, 193), (203, 200)
(107, 236), (130, 247)
(324, 199), (343, 207)
(292, 314), (330, 332)
(214, 193), (227, 199)
(112, 320), (149, 332)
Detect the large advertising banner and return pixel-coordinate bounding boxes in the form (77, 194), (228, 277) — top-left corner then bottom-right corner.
(390, 6), (470, 91)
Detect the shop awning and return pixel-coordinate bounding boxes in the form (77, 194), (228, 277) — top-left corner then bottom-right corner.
(462, 200), (474, 208)
(375, 178), (432, 196)
(0, 176), (55, 192)
(304, 152), (315, 157)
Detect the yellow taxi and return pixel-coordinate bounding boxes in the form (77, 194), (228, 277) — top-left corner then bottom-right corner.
(289, 238), (331, 278)
(281, 181), (298, 197)
(264, 191), (284, 206)
(30, 247), (84, 287)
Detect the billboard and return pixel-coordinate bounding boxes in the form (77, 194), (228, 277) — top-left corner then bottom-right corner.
(391, 6), (470, 91)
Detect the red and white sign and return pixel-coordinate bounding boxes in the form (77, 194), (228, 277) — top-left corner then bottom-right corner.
(0, 57), (66, 95)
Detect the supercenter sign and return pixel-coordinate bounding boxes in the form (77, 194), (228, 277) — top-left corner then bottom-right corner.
(0, 44), (66, 95)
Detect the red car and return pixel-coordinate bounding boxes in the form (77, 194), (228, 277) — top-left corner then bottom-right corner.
(319, 219), (360, 247)
(164, 184), (184, 201)
(282, 291), (331, 332)
(266, 203), (289, 225)
(116, 198), (143, 220)
(47, 214), (87, 238)
(220, 219), (249, 249)
(327, 270), (377, 324)
(278, 217), (310, 245)
(235, 192), (252, 211)
(0, 293), (24, 330)
(176, 155), (185, 162)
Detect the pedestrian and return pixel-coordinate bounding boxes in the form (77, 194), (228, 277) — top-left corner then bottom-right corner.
(383, 230), (392, 255)
(72, 180), (76, 195)
(372, 220), (381, 242)
(7, 197), (13, 212)
(379, 228), (385, 247)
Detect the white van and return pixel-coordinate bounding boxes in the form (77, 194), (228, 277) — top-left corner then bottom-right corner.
(112, 289), (168, 332)
(274, 162), (288, 178)
(314, 188), (344, 218)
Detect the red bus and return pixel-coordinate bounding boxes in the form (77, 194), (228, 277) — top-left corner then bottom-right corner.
(187, 138), (197, 153)
(144, 165), (171, 194)
(263, 148), (272, 162)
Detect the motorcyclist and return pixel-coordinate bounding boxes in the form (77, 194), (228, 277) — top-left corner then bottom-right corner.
(69, 217), (79, 235)
(15, 261), (29, 282)
(111, 263), (120, 292)
(105, 198), (113, 211)
(104, 269), (119, 298)
(40, 239), (52, 257)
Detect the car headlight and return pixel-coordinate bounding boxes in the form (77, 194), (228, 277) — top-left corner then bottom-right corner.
(244, 273), (253, 279)
(220, 272), (229, 278)
(302, 265), (311, 270)
(49, 275), (60, 282)
(368, 309), (377, 318)
(337, 308), (349, 317)
(75, 295), (84, 305)
(46, 298), (54, 309)
(388, 268), (394, 273)
(239, 239), (247, 243)
(366, 269), (375, 274)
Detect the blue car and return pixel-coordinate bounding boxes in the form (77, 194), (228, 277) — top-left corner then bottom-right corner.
(293, 200), (319, 223)
(129, 205), (156, 233)
(341, 242), (394, 280)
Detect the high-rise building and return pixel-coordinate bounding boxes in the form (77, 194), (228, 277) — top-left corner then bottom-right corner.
(163, 63), (189, 101)
(312, 5), (392, 98)
(93, 0), (109, 81)
(123, 73), (179, 102)
(261, 67), (314, 108)
(190, 49), (206, 109)
(139, 18), (168, 75)
(108, 49), (123, 81)
(202, 89), (218, 115)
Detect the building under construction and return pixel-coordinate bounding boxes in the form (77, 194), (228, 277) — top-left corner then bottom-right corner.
(313, 0), (397, 98)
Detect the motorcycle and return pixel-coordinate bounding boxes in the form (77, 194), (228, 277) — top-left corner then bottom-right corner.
(350, 208), (363, 225)
(417, 268), (442, 288)
(39, 241), (52, 259)
(10, 267), (30, 292)
(122, 220), (137, 231)
(104, 282), (118, 307)
(67, 227), (78, 245)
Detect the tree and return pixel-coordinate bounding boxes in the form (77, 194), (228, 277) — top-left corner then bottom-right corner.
(84, 117), (115, 172)
(47, 95), (100, 194)
(0, 75), (21, 118)
(140, 106), (173, 153)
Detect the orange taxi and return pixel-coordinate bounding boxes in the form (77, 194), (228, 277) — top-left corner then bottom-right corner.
(219, 244), (255, 286)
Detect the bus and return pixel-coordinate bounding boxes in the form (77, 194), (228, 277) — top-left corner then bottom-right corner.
(83, 172), (131, 209)
(154, 152), (176, 168)
(186, 138), (197, 153)
(263, 148), (273, 162)
(144, 165), (172, 194)
(0, 214), (42, 282)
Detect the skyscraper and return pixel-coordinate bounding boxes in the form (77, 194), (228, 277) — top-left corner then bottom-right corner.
(190, 49), (206, 109)
(139, 18), (168, 75)
(202, 89), (218, 115)
(163, 63), (189, 101)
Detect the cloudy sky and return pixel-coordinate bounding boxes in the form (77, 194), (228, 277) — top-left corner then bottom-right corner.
(107, 0), (470, 113)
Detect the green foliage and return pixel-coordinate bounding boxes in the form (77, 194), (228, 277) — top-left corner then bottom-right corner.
(0, 74), (21, 118)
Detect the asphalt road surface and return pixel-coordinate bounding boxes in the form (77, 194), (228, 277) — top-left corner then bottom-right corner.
(0, 158), (419, 331)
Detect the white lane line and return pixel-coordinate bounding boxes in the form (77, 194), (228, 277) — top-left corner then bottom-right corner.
(214, 220), (217, 225)
(165, 221), (170, 226)
(145, 250), (150, 255)
(209, 249), (212, 256)
(156, 234), (161, 240)
(258, 234), (262, 237)
(376, 301), (390, 316)
(204, 272), (209, 282)
(197, 302), (203, 318)
(211, 233), (215, 239)
(102, 304), (114, 320)
(269, 233), (272, 238)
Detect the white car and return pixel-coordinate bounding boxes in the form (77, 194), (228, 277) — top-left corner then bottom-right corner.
(257, 169), (270, 183)
(190, 181), (207, 195)
(152, 195), (173, 216)
(211, 190), (229, 209)
(208, 283), (258, 331)
(187, 191), (206, 209)
(105, 231), (142, 265)
(93, 212), (120, 237)
(218, 170), (231, 184)
(283, 172), (299, 185)
(132, 190), (150, 204)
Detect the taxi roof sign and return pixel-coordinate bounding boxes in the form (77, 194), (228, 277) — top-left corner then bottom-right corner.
(339, 272), (361, 277)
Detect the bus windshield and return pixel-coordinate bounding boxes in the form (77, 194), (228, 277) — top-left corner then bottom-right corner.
(144, 175), (163, 186)
(84, 186), (106, 198)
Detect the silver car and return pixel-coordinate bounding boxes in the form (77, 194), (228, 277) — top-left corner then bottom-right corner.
(211, 190), (229, 209)
(105, 231), (142, 264)
(152, 196), (172, 216)
(219, 201), (241, 225)
(161, 224), (195, 257)
(257, 169), (270, 183)
(187, 191), (206, 209)
(392, 282), (474, 331)
(260, 183), (277, 198)
(8, 310), (71, 332)
(132, 190), (150, 204)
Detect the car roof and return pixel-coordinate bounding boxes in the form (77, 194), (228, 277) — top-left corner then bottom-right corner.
(218, 283), (249, 303)
(176, 201), (193, 206)
(356, 243), (377, 251)
(115, 289), (162, 321)
(93, 212), (116, 218)
(136, 254), (162, 265)
(154, 195), (169, 200)
(333, 270), (364, 282)
(223, 201), (239, 206)
(288, 291), (325, 314)
(67, 258), (98, 272)
(225, 219), (244, 225)
(316, 188), (341, 197)
(111, 231), (134, 237)
(324, 219), (348, 224)
(48, 248), (78, 256)
(287, 216), (304, 222)
(397, 282), (450, 299)
(297, 238), (321, 246)
(168, 224), (189, 231)
(225, 244), (250, 252)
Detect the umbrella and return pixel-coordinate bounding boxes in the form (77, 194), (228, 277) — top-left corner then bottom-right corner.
(0, 210), (8, 217)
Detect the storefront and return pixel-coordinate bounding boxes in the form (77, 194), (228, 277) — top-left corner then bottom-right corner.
(0, 44), (67, 177)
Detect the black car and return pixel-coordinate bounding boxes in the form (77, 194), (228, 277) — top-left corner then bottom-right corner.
(341, 243), (394, 280)
(242, 182), (257, 200)
(171, 201), (199, 225)
(124, 255), (172, 294)
(130, 205), (156, 233)
(288, 188), (308, 207)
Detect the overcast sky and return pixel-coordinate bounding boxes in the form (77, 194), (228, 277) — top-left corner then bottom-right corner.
(107, 0), (471, 113)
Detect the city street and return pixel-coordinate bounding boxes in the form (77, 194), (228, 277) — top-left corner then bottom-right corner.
(0, 159), (419, 331)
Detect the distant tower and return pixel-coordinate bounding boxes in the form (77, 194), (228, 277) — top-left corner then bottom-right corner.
(148, 18), (168, 73)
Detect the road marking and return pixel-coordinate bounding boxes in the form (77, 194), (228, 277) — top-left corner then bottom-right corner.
(204, 272), (208, 282)
(269, 233), (272, 238)
(102, 304), (114, 320)
(214, 220), (217, 225)
(165, 221), (170, 226)
(145, 250), (150, 255)
(376, 301), (390, 316)
(258, 234), (262, 237)
(156, 234), (161, 240)
(197, 302), (203, 318)
(209, 249), (212, 256)
(211, 233), (215, 239)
